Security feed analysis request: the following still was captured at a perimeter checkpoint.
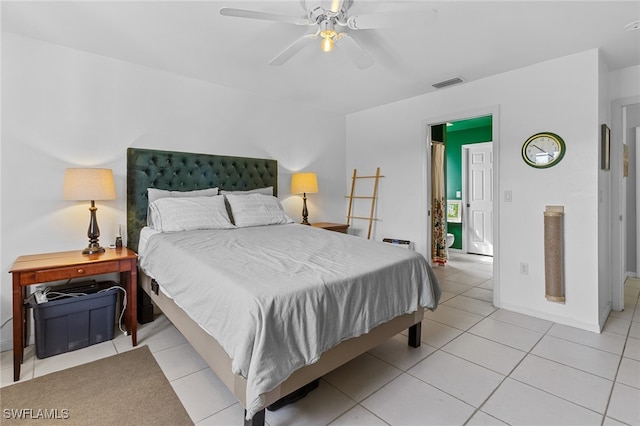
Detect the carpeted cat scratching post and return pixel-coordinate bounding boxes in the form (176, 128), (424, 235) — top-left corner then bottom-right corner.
(544, 206), (565, 303)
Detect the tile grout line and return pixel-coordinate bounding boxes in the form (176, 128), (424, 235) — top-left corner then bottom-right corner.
(435, 254), (509, 425)
(492, 287), (640, 424)
(321, 377), (390, 426)
(409, 257), (504, 424)
(468, 311), (555, 424)
(600, 287), (639, 424)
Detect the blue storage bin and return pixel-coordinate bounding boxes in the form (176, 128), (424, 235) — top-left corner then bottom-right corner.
(31, 282), (117, 359)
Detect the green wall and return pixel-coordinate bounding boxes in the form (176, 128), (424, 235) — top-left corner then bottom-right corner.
(445, 117), (492, 250)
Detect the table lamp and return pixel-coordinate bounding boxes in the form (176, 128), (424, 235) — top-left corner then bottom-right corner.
(290, 172), (318, 225)
(63, 168), (116, 254)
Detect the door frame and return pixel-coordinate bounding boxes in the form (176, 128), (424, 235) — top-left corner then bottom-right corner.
(462, 141), (494, 255)
(636, 126), (640, 277)
(611, 97), (640, 310)
(421, 105), (501, 307)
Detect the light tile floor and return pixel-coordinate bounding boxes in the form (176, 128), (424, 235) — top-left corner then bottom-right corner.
(2, 253), (640, 426)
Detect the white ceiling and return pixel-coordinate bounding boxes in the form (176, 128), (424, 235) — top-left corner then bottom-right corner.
(3, 1), (639, 114)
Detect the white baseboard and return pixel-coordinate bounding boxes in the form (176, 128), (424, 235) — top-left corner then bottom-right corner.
(498, 301), (602, 333)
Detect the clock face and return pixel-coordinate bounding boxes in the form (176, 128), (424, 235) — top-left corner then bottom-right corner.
(522, 132), (565, 168)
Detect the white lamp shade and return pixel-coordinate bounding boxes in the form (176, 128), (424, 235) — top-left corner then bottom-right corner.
(63, 168), (116, 201)
(291, 172), (318, 194)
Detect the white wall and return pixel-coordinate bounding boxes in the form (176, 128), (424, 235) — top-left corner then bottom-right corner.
(0, 33), (346, 350)
(609, 65), (640, 101)
(347, 49), (603, 331)
(598, 53), (612, 328)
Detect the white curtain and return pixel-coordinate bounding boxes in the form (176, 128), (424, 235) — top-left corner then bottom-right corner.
(432, 142), (447, 264)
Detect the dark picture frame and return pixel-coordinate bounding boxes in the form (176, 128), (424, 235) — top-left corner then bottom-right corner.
(601, 124), (610, 170)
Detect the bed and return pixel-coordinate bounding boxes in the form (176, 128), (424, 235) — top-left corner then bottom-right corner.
(126, 148), (440, 425)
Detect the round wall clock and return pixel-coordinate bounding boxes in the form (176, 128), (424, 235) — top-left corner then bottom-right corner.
(522, 132), (566, 168)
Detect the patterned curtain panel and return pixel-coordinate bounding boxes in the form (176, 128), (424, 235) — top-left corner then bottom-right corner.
(432, 142), (447, 265)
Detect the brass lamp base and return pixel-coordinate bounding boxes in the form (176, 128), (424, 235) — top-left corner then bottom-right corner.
(301, 193), (311, 225)
(82, 245), (105, 255)
(82, 200), (105, 255)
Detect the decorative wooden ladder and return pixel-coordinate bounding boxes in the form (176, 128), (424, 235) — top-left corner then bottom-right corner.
(346, 167), (383, 239)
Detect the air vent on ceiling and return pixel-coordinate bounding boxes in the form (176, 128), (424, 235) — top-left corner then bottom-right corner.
(432, 76), (465, 89)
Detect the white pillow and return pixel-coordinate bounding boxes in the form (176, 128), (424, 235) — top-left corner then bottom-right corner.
(219, 187), (274, 196)
(148, 196), (235, 232)
(147, 187), (219, 204)
(147, 187), (219, 225)
(225, 194), (293, 228)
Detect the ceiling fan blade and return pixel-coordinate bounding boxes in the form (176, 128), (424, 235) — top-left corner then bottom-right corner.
(335, 33), (374, 69)
(220, 7), (312, 25)
(268, 34), (317, 66)
(347, 8), (437, 30)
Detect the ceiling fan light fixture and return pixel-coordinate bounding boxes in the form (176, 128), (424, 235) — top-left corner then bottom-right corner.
(319, 20), (337, 52)
(320, 28), (337, 38)
(321, 36), (334, 52)
(222, 0), (436, 67)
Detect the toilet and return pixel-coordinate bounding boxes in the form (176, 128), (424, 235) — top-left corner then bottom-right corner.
(446, 233), (455, 249)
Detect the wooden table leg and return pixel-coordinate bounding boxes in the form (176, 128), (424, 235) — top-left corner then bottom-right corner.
(12, 274), (23, 381)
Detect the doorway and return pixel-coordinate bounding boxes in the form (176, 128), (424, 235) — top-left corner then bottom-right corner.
(424, 109), (499, 305)
(433, 115), (493, 255)
(612, 99), (640, 311)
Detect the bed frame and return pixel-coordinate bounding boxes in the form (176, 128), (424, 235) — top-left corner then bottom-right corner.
(126, 147), (424, 425)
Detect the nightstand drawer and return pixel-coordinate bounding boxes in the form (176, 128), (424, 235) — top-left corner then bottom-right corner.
(21, 261), (121, 285)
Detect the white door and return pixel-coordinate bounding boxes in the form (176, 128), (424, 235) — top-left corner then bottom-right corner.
(464, 143), (493, 256)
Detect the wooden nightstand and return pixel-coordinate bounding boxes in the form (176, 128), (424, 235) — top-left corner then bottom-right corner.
(9, 248), (138, 381)
(311, 222), (349, 234)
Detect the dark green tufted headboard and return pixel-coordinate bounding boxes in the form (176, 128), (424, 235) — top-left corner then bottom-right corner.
(126, 148), (278, 253)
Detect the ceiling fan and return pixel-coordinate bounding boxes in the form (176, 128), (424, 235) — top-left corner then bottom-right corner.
(220, 0), (437, 69)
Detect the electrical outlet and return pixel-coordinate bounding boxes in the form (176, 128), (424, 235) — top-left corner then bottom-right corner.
(520, 262), (529, 275)
(504, 190), (512, 202)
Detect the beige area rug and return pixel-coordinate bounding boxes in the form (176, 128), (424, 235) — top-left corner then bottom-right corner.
(1, 346), (193, 425)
